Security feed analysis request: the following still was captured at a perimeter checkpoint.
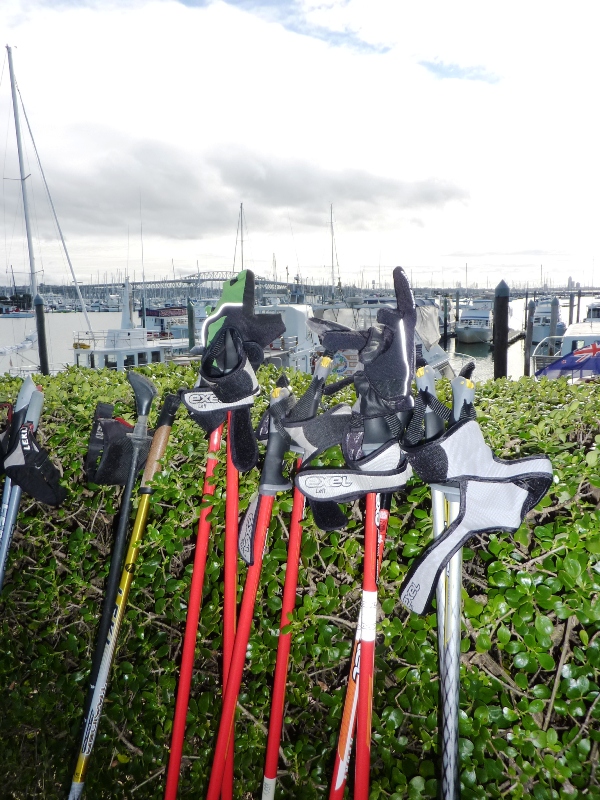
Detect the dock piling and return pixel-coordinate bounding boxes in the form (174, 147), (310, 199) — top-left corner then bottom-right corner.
(523, 299), (535, 377)
(493, 280), (510, 380)
(33, 294), (49, 376)
(569, 293), (575, 326)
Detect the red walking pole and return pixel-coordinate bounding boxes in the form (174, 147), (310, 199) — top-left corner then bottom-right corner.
(329, 493), (390, 799)
(354, 491), (379, 800)
(221, 412), (238, 800)
(205, 494), (275, 800)
(261, 466), (304, 799)
(164, 425), (224, 800)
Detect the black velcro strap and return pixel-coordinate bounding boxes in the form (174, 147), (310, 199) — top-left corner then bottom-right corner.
(309, 499), (348, 531)
(404, 390), (451, 447)
(229, 407), (258, 473)
(84, 402), (114, 482)
(404, 394), (427, 447)
(4, 425), (67, 506)
(86, 415), (153, 486)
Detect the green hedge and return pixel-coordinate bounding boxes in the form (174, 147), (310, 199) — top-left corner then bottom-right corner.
(0, 365), (599, 799)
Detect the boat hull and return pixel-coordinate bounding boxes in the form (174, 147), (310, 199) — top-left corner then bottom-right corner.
(455, 325), (492, 344)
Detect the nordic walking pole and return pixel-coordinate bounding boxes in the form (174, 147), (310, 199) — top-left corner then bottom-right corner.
(354, 490), (379, 800)
(0, 387), (43, 592)
(431, 484), (460, 800)
(261, 457), (303, 800)
(163, 423), (224, 800)
(415, 363), (470, 800)
(206, 383), (294, 800)
(329, 492), (392, 800)
(68, 371), (157, 799)
(68, 391), (180, 799)
(261, 356), (336, 799)
(222, 411), (238, 800)
(206, 493), (274, 800)
(0, 376), (36, 542)
(433, 371), (475, 800)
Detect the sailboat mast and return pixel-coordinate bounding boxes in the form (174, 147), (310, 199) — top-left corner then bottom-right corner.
(240, 203), (244, 271)
(330, 204), (335, 300)
(6, 46), (37, 297)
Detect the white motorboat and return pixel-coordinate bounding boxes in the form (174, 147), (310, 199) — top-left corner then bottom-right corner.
(0, 303), (34, 319)
(584, 299), (600, 321)
(455, 300), (493, 343)
(72, 280), (190, 371)
(531, 297), (566, 343)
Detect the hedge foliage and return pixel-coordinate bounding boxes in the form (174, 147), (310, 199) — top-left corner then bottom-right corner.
(0, 364), (599, 799)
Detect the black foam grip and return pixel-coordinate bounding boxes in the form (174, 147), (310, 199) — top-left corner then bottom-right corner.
(259, 424), (291, 494)
(156, 394), (181, 428)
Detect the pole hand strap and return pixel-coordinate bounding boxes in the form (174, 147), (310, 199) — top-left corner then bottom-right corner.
(3, 422), (67, 506)
(85, 403), (153, 486)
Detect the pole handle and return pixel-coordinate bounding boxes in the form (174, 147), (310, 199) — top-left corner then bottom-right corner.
(128, 371), (158, 418)
(24, 390), (44, 430)
(140, 394), (181, 488)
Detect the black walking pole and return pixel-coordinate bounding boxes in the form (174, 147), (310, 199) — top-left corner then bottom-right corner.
(67, 371), (157, 799)
(68, 390), (179, 799)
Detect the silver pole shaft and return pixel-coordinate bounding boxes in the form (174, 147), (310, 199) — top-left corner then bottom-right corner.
(6, 46), (37, 297)
(433, 486), (461, 800)
(0, 485), (23, 592)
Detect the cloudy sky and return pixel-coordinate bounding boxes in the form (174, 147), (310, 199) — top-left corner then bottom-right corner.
(1, 0), (599, 291)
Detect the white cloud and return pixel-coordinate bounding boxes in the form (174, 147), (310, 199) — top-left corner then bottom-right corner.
(0, 0), (599, 290)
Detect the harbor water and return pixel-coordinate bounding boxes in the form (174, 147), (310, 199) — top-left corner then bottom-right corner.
(0, 296), (541, 382)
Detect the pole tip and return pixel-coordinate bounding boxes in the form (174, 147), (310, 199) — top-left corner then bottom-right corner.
(495, 280), (510, 297)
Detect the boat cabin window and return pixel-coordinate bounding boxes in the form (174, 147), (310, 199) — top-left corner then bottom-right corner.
(151, 350), (161, 363)
(138, 352), (148, 365)
(104, 353), (118, 370)
(124, 354), (135, 368)
(90, 353), (95, 369)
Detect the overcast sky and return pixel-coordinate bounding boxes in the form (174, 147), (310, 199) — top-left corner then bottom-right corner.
(1, 0), (599, 291)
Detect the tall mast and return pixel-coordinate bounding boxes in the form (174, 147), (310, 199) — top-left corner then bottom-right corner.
(240, 203), (244, 271)
(330, 204), (335, 300)
(7, 46), (37, 297)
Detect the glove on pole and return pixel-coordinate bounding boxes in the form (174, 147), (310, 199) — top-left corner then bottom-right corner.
(183, 270), (286, 474)
(68, 391), (179, 800)
(399, 374), (553, 616)
(0, 386), (50, 592)
(294, 267), (416, 529)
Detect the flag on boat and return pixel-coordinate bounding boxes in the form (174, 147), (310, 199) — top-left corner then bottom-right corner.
(536, 341), (600, 380)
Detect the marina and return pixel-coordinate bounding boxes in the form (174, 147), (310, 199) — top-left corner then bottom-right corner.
(0, 290), (538, 382)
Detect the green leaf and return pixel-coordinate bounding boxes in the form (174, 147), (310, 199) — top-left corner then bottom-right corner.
(535, 614), (554, 637)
